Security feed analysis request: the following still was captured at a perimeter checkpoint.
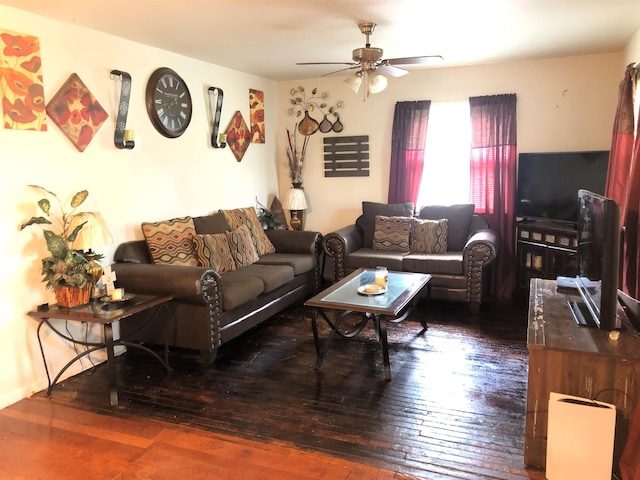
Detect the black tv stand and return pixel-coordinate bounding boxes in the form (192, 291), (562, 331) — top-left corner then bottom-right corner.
(516, 222), (578, 292)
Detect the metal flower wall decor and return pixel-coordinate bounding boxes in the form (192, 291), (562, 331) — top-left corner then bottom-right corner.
(288, 86), (344, 135)
(286, 86), (344, 185)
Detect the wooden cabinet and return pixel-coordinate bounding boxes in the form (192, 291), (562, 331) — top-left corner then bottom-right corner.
(516, 222), (578, 291)
(525, 279), (640, 470)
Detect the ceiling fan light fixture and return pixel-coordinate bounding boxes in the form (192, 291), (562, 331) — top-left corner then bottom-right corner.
(344, 72), (363, 93)
(368, 71), (388, 94)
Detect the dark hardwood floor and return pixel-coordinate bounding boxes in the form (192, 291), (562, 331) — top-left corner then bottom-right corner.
(4, 298), (546, 479)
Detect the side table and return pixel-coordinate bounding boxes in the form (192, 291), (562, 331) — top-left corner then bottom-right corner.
(27, 294), (174, 406)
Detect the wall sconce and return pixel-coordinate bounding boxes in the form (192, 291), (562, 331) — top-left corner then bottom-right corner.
(283, 188), (307, 231)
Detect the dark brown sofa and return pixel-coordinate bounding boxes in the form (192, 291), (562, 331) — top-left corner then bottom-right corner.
(323, 202), (499, 313)
(111, 212), (322, 363)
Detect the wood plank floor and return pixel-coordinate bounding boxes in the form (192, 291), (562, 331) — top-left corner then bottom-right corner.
(2, 298), (547, 479)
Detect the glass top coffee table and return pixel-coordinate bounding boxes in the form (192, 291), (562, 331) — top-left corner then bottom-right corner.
(305, 268), (431, 380)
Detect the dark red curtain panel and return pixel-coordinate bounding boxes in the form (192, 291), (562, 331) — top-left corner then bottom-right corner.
(388, 100), (431, 206)
(469, 94), (517, 300)
(605, 64), (639, 298)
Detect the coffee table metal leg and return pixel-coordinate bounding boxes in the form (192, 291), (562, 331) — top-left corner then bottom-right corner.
(376, 315), (392, 381)
(103, 323), (118, 406)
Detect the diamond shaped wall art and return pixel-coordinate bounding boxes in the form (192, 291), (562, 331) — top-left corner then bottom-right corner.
(225, 110), (251, 162)
(46, 73), (108, 152)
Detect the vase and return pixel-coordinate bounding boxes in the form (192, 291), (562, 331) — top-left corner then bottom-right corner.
(298, 110), (319, 136)
(54, 284), (91, 308)
(318, 115), (333, 133)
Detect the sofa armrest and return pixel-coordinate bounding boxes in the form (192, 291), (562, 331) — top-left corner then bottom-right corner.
(463, 228), (500, 303)
(323, 224), (364, 282)
(111, 262), (219, 306)
(265, 229), (322, 255)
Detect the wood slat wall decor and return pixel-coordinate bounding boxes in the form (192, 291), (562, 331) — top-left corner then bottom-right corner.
(323, 135), (369, 177)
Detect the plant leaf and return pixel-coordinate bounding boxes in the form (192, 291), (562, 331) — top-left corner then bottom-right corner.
(70, 190), (88, 208)
(43, 230), (68, 259)
(67, 221), (87, 243)
(20, 216), (52, 230)
(37, 199), (51, 215)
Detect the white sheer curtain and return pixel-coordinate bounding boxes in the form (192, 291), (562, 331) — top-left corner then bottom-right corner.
(416, 101), (471, 208)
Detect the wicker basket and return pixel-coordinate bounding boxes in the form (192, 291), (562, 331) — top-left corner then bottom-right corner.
(54, 284), (91, 308)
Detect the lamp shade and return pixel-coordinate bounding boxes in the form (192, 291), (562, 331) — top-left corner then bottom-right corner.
(283, 188), (307, 210)
(68, 211), (113, 251)
(344, 72), (363, 93)
(368, 71), (388, 94)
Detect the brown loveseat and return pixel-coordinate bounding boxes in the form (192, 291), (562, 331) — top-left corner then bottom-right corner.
(111, 208), (322, 363)
(323, 202), (499, 313)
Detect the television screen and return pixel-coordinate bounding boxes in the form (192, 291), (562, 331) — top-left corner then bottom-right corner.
(517, 151), (609, 224)
(570, 190), (621, 330)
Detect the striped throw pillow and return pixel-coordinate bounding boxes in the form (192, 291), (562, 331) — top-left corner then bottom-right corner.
(372, 215), (413, 252)
(410, 218), (448, 253)
(142, 216), (198, 266)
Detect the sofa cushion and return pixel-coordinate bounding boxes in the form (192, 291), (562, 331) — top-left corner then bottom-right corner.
(372, 215), (412, 252)
(347, 248), (407, 272)
(193, 233), (236, 273)
(220, 206), (276, 256)
(141, 216), (198, 266)
(418, 204), (475, 251)
(256, 253), (315, 275)
(193, 213), (230, 234)
(226, 225), (260, 268)
(403, 252), (464, 276)
(356, 201), (414, 248)
(229, 264), (295, 293)
(411, 218), (448, 253)
(216, 272), (264, 311)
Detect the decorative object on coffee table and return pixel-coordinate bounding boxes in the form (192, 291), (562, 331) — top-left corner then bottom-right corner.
(46, 73), (108, 151)
(283, 187), (307, 231)
(19, 185), (93, 307)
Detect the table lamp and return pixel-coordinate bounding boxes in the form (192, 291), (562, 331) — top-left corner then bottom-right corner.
(283, 188), (307, 231)
(68, 211), (113, 298)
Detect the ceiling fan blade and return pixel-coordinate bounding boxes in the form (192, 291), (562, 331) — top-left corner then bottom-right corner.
(296, 62), (357, 66)
(321, 65), (362, 77)
(385, 55), (444, 66)
(377, 64), (408, 78)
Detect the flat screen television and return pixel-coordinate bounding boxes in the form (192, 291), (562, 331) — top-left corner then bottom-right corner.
(567, 190), (621, 330)
(517, 150), (609, 225)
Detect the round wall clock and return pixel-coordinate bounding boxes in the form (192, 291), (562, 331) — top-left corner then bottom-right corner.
(145, 67), (192, 138)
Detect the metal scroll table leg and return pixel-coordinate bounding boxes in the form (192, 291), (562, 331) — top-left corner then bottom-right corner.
(103, 323), (118, 406)
(375, 314), (392, 381)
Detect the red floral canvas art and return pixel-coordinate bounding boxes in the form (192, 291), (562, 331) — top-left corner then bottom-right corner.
(225, 110), (251, 162)
(0, 29), (47, 131)
(46, 73), (108, 152)
(249, 89), (265, 143)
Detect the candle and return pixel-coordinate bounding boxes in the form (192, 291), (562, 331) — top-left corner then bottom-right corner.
(218, 133), (227, 144)
(112, 288), (125, 301)
(124, 130), (135, 142)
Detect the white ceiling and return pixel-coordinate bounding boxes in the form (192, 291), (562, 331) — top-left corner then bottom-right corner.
(2, 0), (640, 80)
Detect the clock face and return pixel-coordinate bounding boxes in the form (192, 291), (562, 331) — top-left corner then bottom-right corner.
(145, 67), (192, 138)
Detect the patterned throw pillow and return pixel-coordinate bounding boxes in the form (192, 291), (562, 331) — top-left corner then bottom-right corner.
(225, 225), (260, 268)
(372, 215), (413, 252)
(220, 207), (276, 256)
(192, 233), (236, 273)
(411, 218), (448, 253)
(142, 216), (198, 266)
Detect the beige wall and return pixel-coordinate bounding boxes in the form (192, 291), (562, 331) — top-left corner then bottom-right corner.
(278, 53), (623, 234)
(0, 5), (278, 408)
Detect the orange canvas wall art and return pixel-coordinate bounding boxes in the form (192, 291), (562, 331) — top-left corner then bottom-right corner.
(0, 29), (47, 131)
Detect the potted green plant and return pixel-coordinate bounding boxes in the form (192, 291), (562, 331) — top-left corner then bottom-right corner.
(20, 185), (92, 308)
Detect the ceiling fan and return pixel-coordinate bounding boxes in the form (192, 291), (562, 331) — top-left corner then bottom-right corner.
(296, 22), (443, 96)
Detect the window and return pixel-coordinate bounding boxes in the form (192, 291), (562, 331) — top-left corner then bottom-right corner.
(416, 101), (471, 208)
